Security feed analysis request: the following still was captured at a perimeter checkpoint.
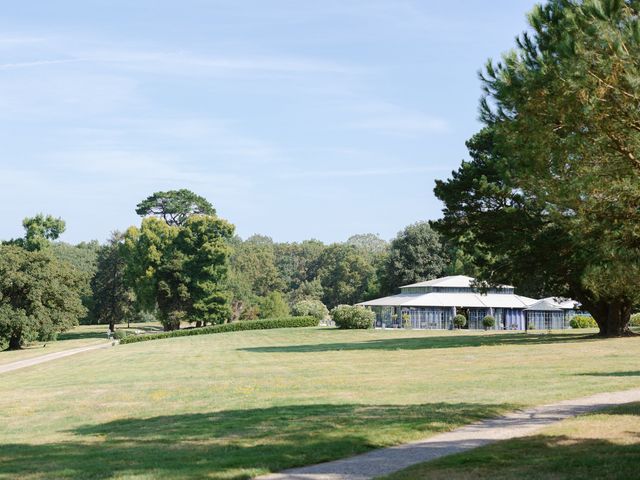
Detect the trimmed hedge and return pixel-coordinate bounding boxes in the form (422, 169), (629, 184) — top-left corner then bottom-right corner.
(119, 316), (318, 345)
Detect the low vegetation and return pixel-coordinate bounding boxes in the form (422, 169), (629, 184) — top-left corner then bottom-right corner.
(118, 316), (318, 344)
(570, 315), (598, 329)
(331, 305), (375, 329)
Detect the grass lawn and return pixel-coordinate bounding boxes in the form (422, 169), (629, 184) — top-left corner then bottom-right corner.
(0, 323), (165, 367)
(383, 402), (640, 480)
(1, 327), (639, 479)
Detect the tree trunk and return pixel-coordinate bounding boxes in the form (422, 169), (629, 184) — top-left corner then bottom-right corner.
(109, 321), (115, 333)
(585, 298), (633, 337)
(8, 334), (22, 350)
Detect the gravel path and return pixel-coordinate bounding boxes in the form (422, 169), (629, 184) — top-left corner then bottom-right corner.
(0, 342), (115, 374)
(257, 387), (640, 480)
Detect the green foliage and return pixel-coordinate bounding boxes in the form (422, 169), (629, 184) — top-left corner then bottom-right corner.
(259, 291), (290, 318)
(113, 330), (129, 340)
(346, 233), (389, 256)
(0, 245), (86, 349)
(630, 313), (640, 327)
(135, 189), (215, 226)
(482, 315), (496, 329)
(90, 233), (136, 331)
(453, 314), (467, 329)
(402, 313), (411, 329)
(291, 299), (329, 322)
(22, 214), (66, 251)
(118, 316), (318, 344)
(51, 241), (101, 324)
(330, 305), (375, 329)
(382, 222), (448, 294)
(123, 211), (235, 331)
(436, 1), (640, 336)
(570, 315), (598, 329)
(317, 244), (376, 308)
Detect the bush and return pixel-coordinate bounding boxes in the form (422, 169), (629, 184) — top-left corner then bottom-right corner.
(569, 315), (597, 329)
(259, 292), (290, 318)
(630, 313), (640, 327)
(453, 314), (467, 329)
(119, 316), (318, 345)
(331, 305), (375, 329)
(402, 313), (411, 329)
(482, 315), (496, 330)
(292, 299), (329, 322)
(113, 330), (129, 340)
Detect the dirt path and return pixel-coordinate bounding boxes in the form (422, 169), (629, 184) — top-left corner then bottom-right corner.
(0, 342), (115, 375)
(258, 387), (640, 480)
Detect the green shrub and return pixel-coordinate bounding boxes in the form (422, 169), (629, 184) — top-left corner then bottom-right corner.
(113, 330), (129, 340)
(569, 315), (597, 328)
(331, 305), (375, 329)
(402, 313), (411, 329)
(630, 313), (640, 327)
(453, 314), (467, 329)
(259, 292), (290, 318)
(119, 316), (318, 345)
(292, 300), (329, 322)
(482, 315), (496, 330)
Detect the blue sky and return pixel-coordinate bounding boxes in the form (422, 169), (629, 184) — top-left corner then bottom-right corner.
(0, 1), (535, 244)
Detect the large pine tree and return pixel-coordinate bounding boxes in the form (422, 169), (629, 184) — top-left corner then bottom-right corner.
(435, 0), (640, 336)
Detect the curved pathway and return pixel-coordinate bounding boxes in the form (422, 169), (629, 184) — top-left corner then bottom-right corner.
(0, 342), (115, 374)
(258, 387), (640, 480)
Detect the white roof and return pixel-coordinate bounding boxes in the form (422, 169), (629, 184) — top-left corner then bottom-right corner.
(540, 297), (581, 310)
(401, 275), (514, 289)
(525, 299), (563, 311)
(358, 291), (537, 309)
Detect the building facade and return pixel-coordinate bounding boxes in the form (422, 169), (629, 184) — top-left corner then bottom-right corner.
(357, 275), (582, 331)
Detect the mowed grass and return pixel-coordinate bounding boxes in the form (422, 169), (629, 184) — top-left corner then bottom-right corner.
(1, 327), (640, 479)
(383, 402), (640, 480)
(0, 323), (165, 367)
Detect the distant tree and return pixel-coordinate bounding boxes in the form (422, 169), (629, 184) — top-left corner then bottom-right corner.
(317, 244), (376, 308)
(0, 245), (86, 349)
(122, 214), (234, 330)
(230, 235), (284, 297)
(346, 233), (389, 255)
(122, 217), (179, 316)
(90, 233), (136, 332)
(175, 215), (235, 326)
(259, 291), (290, 318)
(52, 241), (101, 324)
(135, 189), (215, 227)
(274, 240), (326, 291)
(289, 278), (324, 304)
(381, 222), (448, 294)
(3, 214), (66, 251)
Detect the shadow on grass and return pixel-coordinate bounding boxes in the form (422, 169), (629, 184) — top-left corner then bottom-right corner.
(385, 403), (640, 480)
(0, 402), (512, 480)
(57, 330), (107, 341)
(576, 371), (640, 377)
(239, 332), (597, 354)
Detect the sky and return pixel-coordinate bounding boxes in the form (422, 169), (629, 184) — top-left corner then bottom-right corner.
(0, 1), (536, 244)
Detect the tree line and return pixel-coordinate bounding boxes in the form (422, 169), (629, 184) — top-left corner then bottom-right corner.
(0, 189), (459, 349)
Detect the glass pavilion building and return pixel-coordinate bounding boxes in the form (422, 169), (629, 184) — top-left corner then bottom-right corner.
(357, 275), (581, 330)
